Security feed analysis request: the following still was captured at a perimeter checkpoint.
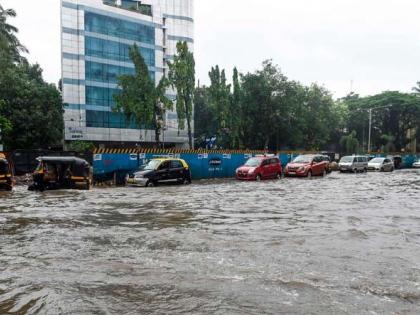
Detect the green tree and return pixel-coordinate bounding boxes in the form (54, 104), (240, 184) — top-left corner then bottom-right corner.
(0, 4), (27, 62)
(0, 61), (64, 150)
(0, 100), (11, 135)
(168, 41), (195, 149)
(342, 91), (420, 152)
(114, 44), (172, 145)
(241, 60), (289, 149)
(230, 67), (243, 148)
(414, 82), (420, 93)
(208, 66), (231, 148)
(340, 131), (360, 153)
(67, 140), (95, 153)
(193, 85), (216, 147)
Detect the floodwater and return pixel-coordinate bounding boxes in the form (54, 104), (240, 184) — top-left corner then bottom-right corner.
(1, 170), (420, 315)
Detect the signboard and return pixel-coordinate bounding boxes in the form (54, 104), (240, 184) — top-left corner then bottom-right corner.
(209, 158), (222, 166)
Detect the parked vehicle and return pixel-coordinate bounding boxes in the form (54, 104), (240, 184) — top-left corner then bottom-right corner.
(127, 158), (191, 187)
(367, 157), (394, 172)
(412, 159), (420, 169)
(388, 155), (402, 169)
(0, 153), (14, 191)
(28, 157), (92, 191)
(284, 154), (330, 178)
(338, 155), (368, 173)
(236, 156), (282, 181)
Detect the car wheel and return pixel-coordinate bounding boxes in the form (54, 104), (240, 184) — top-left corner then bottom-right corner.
(256, 174), (262, 181)
(380, 167), (384, 172)
(276, 172), (282, 180)
(391, 167), (394, 172)
(146, 180), (155, 187)
(322, 169), (327, 177)
(307, 171), (312, 178)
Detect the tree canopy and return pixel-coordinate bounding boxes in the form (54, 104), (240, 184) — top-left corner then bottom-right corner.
(195, 61), (420, 153)
(114, 44), (172, 145)
(168, 41), (195, 149)
(0, 5), (64, 151)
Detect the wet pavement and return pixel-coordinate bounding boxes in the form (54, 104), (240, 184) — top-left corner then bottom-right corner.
(1, 170), (420, 314)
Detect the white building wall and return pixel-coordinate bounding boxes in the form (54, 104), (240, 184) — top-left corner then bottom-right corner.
(61, 0), (194, 146)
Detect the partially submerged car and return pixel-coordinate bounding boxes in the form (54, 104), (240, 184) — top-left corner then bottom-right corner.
(236, 155), (282, 181)
(367, 157), (394, 172)
(284, 154), (330, 178)
(0, 153), (14, 191)
(338, 155), (368, 173)
(413, 159), (420, 169)
(127, 158), (191, 187)
(29, 156), (92, 191)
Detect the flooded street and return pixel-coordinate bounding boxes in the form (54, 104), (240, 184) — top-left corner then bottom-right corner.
(1, 170), (420, 314)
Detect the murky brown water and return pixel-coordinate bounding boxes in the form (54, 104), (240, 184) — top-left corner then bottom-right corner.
(1, 170), (420, 314)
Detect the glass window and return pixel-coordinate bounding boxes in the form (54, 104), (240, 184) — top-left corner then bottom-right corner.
(86, 61), (153, 84)
(85, 37), (155, 66)
(171, 160), (183, 169)
(86, 110), (154, 129)
(85, 12), (155, 44)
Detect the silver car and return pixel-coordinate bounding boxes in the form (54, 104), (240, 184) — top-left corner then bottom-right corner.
(368, 157), (394, 172)
(413, 160), (420, 169)
(339, 155), (368, 173)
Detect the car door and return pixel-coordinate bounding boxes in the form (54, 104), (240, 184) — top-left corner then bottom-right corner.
(261, 159), (271, 179)
(170, 160), (184, 181)
(312, 156), (322, 175)
(156, 161), (171, 182)
(384, 159), (392, 171)
(356, 157), (362, 171)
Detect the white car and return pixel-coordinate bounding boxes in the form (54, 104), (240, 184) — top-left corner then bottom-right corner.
(413, 160), (420, 169)
(368, 157), (394, 172)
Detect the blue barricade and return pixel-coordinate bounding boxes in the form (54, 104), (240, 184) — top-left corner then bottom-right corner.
(92, 151), (420, 181)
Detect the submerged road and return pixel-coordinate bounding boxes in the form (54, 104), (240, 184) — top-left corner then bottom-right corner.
(1, 170), (420, 314)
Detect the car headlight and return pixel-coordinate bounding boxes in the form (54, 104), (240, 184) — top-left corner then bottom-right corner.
(135, 174), (143, 178)
(248, 168), (256, 174)
(298, 167), (305, 172)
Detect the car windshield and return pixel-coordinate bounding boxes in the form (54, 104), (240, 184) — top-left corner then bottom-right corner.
(142, 160), (162, 171)
(340, 156), (354, 163)
(293, 156), (313, 163)
(370, 158), (385, 163)
(245, 158), (261, 167)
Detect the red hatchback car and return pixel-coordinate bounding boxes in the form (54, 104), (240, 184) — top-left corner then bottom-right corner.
(236, 156), (282, 181)
(285, 154), (330, 178)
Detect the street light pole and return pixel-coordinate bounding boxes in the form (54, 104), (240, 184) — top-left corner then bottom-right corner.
(368, 109), (372, 153)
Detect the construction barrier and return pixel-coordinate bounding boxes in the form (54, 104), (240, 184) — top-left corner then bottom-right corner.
(92, 149), (420, 182)
(92, 150), (316, 182)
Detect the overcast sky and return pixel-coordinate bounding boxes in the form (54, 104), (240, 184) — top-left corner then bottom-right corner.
(2, 0), (420, 98)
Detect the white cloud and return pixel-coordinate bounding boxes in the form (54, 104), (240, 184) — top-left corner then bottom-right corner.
(3, 0), (420, 97)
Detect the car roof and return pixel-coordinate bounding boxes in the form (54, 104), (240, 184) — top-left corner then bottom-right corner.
(149, 158), (189, 168)
(36, 156), (89, 165)
(152, 158), (184, 162)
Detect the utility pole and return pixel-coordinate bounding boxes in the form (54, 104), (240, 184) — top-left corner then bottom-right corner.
(368, 109), (372, 153)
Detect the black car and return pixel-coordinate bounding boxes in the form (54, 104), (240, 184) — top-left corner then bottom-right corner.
(127, 158), (192, 187)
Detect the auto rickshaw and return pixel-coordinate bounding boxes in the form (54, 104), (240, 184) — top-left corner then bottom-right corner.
(28, 156), (92, 191)
(0, 153), (14, 191)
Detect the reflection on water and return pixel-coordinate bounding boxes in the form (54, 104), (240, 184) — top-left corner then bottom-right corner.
(1, 170), (420, 314)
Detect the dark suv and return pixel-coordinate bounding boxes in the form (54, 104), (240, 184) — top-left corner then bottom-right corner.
(127, 158), (192, 187)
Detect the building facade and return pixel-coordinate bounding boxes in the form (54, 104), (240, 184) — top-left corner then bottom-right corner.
(60, 0), (194, 147)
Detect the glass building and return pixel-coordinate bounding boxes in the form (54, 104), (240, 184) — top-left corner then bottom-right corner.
(61, 0), (194, 146)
